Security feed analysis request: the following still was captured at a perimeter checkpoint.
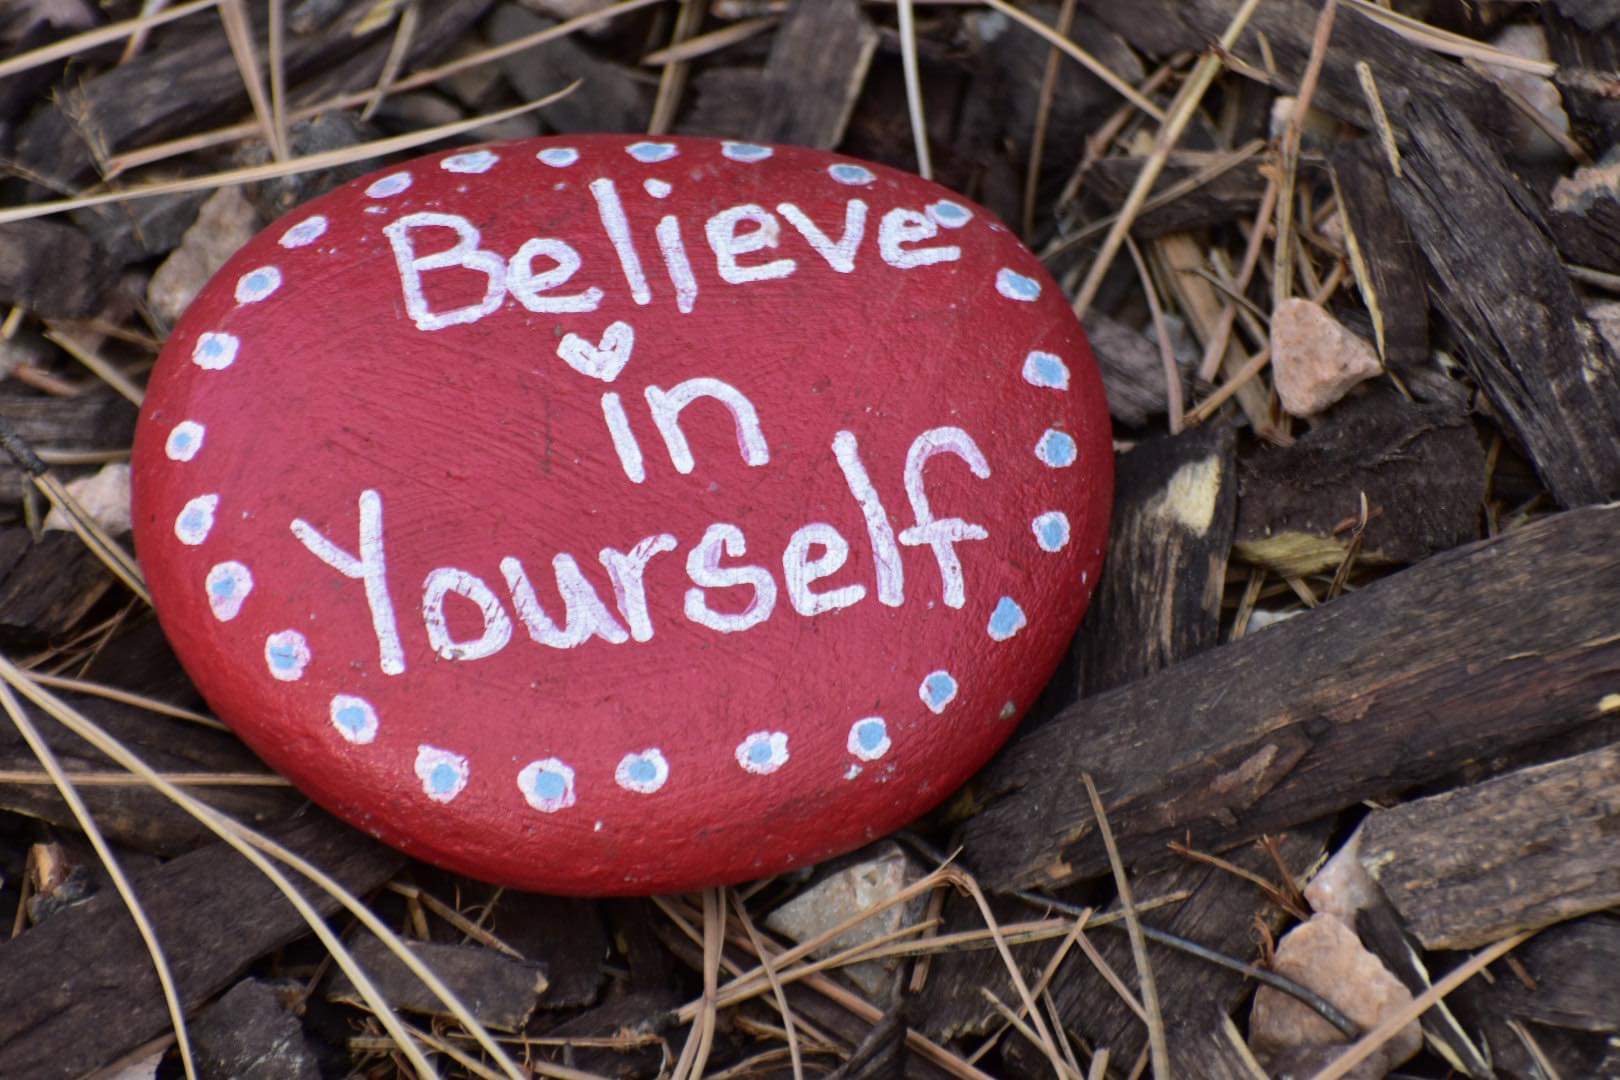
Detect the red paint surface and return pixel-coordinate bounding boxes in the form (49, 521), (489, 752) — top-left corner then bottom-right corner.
(131, 135), (1112, 895)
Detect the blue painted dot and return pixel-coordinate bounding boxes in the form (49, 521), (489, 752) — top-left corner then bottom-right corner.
(166, 420), (204, 463)
(1036, 429), (1078, 468)
(920, 670), (958, 714)
(629, 758), (656, 783)
(441, 149), (498, 174)
(988, 596), (1027, 642)
(748, 741), (773, 764)
(210, 575), (235, 598)
(928, 200), (973, 227)
(996, 268), (1042, 302)
(533, 770), (566, 800)
(430, 762), (458, 792)
(269, 644), (296, 669)
(722, 142), (773, 163)
(235, 266), (282, 304)
(1022, 351), (1070, 390)
(1033, 511), (1071, 552)
(366, 172), (412, 198)
(336, 705), (365, 732)
(627, 141), (678, 163)
(848, 717), (891, 761)
(829, 163), (875, 186)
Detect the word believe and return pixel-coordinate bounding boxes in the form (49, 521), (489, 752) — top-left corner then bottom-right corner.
(383, 178), (967, 330)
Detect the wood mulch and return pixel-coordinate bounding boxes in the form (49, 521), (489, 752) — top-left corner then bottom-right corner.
(0, 1), (1617, 1077)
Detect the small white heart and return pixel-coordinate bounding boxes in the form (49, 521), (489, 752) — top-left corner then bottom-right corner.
(557, 321), (634, 383)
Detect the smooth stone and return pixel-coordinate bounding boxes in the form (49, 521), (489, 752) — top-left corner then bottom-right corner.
(130, 134), (1113, 896)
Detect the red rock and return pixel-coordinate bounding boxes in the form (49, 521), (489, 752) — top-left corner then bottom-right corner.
(130, 135), (1112, 895)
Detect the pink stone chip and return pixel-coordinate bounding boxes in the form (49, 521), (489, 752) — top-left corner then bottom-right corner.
(1271, 297), (1383, 418)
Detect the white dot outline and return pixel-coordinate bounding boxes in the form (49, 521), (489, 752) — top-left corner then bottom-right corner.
(722, 141), (773, 163)
(1032, 511), (1071, 552)
(615, 748), (669, 794)
(987, 596), (1028, 642)
(330, 694), (379, 744)
(441, 149), (499, 174)
(537, 147), (579, 167)
(1035, 428), (1079, 468)
(234, 266), (282, 304)
(625, 141), (678, 163)
(279, 215), (328, 248)
(264, 629), (310, 682)
(174, 493), (218, 545)
(1022, 350), (1070, 390)
(996, 267), (1042, 302)
(191, 332), (238, 371)
(165, 420), (205, 462)
(828, 163), (875, 186)
(415, 745), (469, 803)
(847, 717), (891, 762)
(517, 758), (577, 812)
(204, 560), (253, 621)
(735, 731), (790, 775)
(919, 670), (958, 714)
(365, 172), (412, 198)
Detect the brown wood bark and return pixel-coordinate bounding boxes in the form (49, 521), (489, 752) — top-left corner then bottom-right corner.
(13, 0), (493, 188)
(0, 660), (301, 855)
(1080, 425), (1236, 697)
(1545, 8), (1620, 147)
(1232, 384), (1485, 577)
(0, 813), (402, 1078)
(957, 504), (1620, 893)
(0, 388), (137, 501)
(1082, 312), (1185, 428)
(1448, 913), (1620, 1078)
(1088, 154), (1267, 238)
(190, 979), (321, 1080)
(748, 0), (879, 149)
(326, 934), (550, 1031)
(1359, 744), (1620, 950)
(0, 221), (118, 319)
(1076, 0), (1509, 136)
(1386, 98), (1620, 507)
(1329, 140), (1430, 370)
(1005, 827), (1327, 1074)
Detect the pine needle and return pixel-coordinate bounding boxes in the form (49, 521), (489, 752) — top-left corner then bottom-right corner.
(897, 0), (933, 179)
(1084, 774), (1167, 1078)
(1306, 929), (1540, 1080)
(0, 678), (198, 1080)
(0, 86), (581, 226)
(648, 0), (709, 135)
(0, 0), (220, 82)
(1072, 0), (1266, 319)
(981, 0), (1164, 123)
(0, 658), (531, 1080)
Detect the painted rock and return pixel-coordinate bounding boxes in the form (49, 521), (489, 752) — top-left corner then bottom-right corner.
(131, 135), (1112, 895)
